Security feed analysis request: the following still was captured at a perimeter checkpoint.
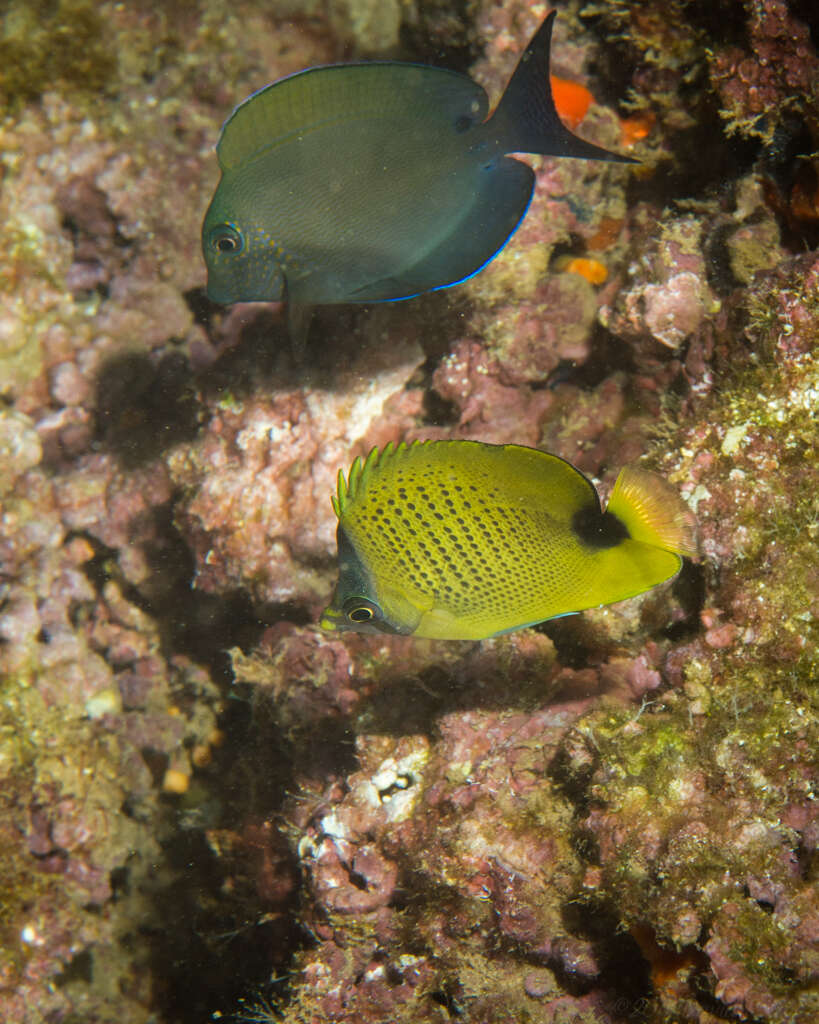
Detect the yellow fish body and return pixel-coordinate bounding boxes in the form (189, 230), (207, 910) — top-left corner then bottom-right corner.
(321, 441), (697, 641)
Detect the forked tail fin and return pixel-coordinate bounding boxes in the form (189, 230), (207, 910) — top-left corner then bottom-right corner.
(490, 11), (637, 164)
(607, 465), (699, 559)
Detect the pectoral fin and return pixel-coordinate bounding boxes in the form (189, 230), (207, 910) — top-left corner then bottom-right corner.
(284, 275), (314, 362)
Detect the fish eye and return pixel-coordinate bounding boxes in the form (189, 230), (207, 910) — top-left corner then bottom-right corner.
(454, 115), (472, 133)
(343, 597), (381, 623)
(208, 224), (243, 255)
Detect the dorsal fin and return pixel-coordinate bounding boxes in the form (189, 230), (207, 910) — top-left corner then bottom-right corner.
(333, 443), (393, 519)
(331, 441), (436, 519)
(217, 64), (487, 172)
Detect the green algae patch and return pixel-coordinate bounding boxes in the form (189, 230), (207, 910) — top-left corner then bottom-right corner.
(0, 1), (117, 106)
(618, 718), (690, 785)
(569, 655), (817, 966)
(0, 669), (128, 980)
(0, 779), (57, 978)
(565, 280), (819, 1015)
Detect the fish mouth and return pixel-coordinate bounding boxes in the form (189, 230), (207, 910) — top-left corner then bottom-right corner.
(205, 264), (286, 306)
(205, 279), (233, 305)
(319, 606), (343, 631)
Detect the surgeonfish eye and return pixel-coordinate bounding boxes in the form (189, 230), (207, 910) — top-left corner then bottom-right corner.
(208, 223), (243, 255)
(343, 597), (381, 623)
(201, 12), (636, 312)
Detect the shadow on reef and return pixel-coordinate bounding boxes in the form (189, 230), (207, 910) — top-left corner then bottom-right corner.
(95, 350), (201, 469)
(95, 288), (467, 470)
(184, 282), (468, 400)
(73, 502), (288, 677)
(541, 560), (705, 671)
(252, 581), (706, 763)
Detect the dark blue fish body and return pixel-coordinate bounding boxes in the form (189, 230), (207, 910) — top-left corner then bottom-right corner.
(202, 13), (631, 317)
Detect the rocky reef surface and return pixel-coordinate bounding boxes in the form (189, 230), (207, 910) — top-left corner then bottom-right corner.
(0, 1), (816, 1022)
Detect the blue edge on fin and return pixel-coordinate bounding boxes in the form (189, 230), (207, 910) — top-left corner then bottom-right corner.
(492, 610), (578, 638)
(373, 185), (535, 304)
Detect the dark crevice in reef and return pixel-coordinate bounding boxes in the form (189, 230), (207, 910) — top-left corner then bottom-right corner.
(702, 219), (747, 297)
(582, 0), (751, 102)
(141, 658), (309, 1024)
(69, 510), (310, 1023)
(421, 378), (461, 428)
(546, 325), (637, 392)
(398, 1), (482, 73)
(140, 823), (303, 1024)
(787, 0), (819, 48)
(582, 4), (761, 202)
(557, 897), (654, 1017)
(759, 117), (819, 252)
(626, 111), (762, 210)
(582, 2), (762, 209)
(664, 560), (706, 641)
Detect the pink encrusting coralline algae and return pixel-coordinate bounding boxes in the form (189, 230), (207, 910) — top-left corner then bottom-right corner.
(0, 0), (817, 1022)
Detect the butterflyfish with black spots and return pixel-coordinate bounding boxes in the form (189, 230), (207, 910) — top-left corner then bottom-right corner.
(321, 441), (697, 641)
(202, 12), (633, 342)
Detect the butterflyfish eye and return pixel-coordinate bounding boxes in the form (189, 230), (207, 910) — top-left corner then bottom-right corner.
(209, 224), (243, 254)
(454, 115), (471, 133)
(343, 598), (381, 623)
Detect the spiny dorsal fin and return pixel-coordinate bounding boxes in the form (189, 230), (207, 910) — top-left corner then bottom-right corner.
(607, 465), (699, 559)
(331, 440), (436, 519)
(331, 443), (393, 519)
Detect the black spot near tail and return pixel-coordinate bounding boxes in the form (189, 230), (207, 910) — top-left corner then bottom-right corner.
(572, 506), (629, 549)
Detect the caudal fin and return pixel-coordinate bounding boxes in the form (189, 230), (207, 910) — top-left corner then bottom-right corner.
(607, 466), (699, 559)
(491, 11), (636, 164)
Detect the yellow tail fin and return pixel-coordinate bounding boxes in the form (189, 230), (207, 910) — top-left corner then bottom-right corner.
(607, 466), (698, 559)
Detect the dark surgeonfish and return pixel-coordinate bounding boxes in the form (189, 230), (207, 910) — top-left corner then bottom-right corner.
(202, 13), (633, 339)
(321, 441), (697, 641)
